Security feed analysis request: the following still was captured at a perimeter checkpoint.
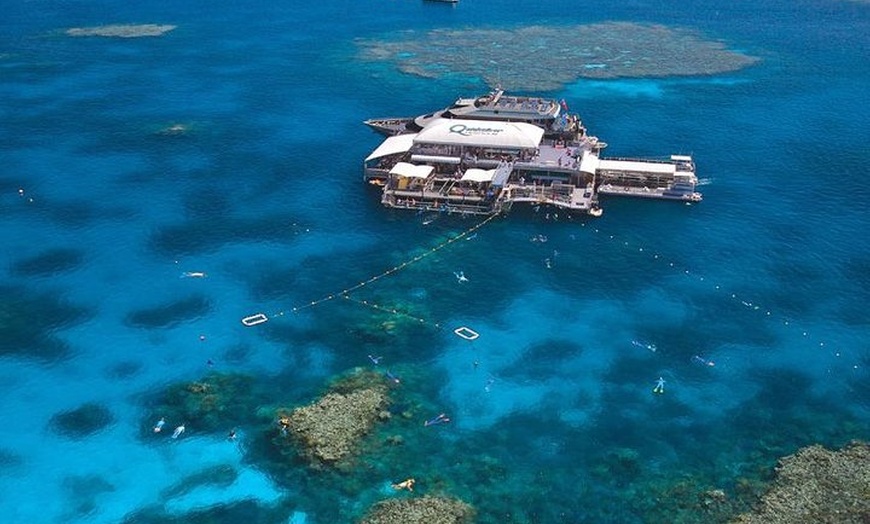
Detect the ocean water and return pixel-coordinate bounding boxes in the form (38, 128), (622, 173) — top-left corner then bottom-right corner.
(1, 0), (868, 522)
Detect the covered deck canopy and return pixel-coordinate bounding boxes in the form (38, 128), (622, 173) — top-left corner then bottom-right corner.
(413, 118), (545, 150)
(389, 162), (434, 179)
(579, 151), (600, 175)
(460, 168), (497, 183)
(365, 133), (417, 162)
(597, 159), (677, 175)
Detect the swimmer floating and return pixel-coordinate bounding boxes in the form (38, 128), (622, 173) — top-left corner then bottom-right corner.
(691, 355), (715, 367)
(391, 478), (415, 492)
(653, 377), (666, 395)
(424, 413), (451, 427)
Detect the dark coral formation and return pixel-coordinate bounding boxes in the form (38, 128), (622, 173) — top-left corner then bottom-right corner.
(357, 23), (760, 91)
(360, 496), (475, 524)
(731, 440), (869, 524)
(150, 373), (261, 434)
(125, 295), (211, 329)
(0, 284), (89, 361)
(277, 370), (389, 465)
(51, 402), (115, 438)
(61, 474), (116, 518)
(160, 465), (238, 500)
(10, 247), (84, 277)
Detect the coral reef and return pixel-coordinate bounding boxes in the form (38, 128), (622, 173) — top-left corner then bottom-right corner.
(65, 24), (176, 38)
(125, 295), (211, 329)
(120, 499), (296, 524)
(51, 402), (115, 438)
(0, 284), (89, 361)
(275, 370), (389, 465)
(731, 440), (869, 524)
(359, 495), (475, 524)
(150, 372), (261, 434)
(357, 23), (760, 91)
(160, 464), (238, 500)
(10, 248), (84, 277)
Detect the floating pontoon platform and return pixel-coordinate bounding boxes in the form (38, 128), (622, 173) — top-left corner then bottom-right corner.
(454, 326), (479, 340)
(241, 313), (269, 327)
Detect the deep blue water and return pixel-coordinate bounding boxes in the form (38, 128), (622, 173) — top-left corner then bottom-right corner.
(1, 0), (868, 522)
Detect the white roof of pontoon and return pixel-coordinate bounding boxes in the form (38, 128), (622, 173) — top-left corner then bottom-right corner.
(597, 159), (676, 175)
(460, 168), (497, 183)
(365, 133), (417, 162)
(414, 118), (545, 149)
(389, 162), (433, 178)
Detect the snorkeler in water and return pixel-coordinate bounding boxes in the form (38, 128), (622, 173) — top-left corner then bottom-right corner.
(171, 424), (186, 439)
(424, 413), (451, 427)
(367, 354), (382, 365)
(454, 270), (469, 283)
(391, 478), (415, 492)
(632, 340), (657, 353)
(181, 271), (207, 278)
(153, 417), (165, 433)
(385, 370), (401, 384)
(691, 355), (715, 367)
(653, 377), (666, 394)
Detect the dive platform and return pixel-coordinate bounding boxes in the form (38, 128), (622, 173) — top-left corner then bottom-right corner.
(364, 90), (701, 217)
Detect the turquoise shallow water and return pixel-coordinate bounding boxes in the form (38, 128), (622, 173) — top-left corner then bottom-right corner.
(0, 0), (868, 522)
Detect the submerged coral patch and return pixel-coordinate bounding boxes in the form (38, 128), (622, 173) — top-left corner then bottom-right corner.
(357, 23), (760, 91)
(160, 465), (238, 500)
(65, 24), (176, 38)
(125, 295), (211, 329)
(10, 248), (84, 277)
(147, 373), (262, 435)
(0, 284), (89, 361)
(360, 496), (475, 524)
(61, 474), (115, 519)
(277, 371), (389, 465)
(732, 441), (870, 523)
(149, 213), (305, 258)
(51, 403), (115, 439)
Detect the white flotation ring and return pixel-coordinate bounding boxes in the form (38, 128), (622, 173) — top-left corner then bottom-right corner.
(241, 313), (269, 327)
(454, 326), (479, 340)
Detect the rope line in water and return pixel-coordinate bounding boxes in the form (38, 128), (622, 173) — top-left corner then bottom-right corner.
(581, 224), (847, 359)
(341, 294), (442, 329)
(242, 213), (500, 324)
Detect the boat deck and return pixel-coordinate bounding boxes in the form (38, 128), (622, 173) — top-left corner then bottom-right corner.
(598, 184), (702, 202)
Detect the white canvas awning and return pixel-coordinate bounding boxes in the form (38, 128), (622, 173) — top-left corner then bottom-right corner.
(364, 133), (417, 162)
(597, 159), (676, 175)
(414, 118), (544, 149)
(579, 151), (599, 175)
(410, 154), (462, 164)
(460, 168), (496, 183)
(389, 162), (433, 179)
